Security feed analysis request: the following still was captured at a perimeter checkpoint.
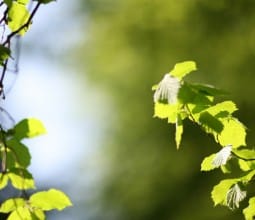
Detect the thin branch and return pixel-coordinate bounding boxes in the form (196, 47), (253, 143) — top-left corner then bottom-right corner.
(3, 2), (41, 46)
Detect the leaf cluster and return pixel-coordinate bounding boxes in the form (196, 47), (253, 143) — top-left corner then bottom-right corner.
(153, 61), (255, 219)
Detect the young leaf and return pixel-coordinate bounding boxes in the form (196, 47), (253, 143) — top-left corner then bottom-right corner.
(8, 168), (35, 189)
(8, 2), (30, 35)
(7, 139), (31, 168)
(217, 118), (246, 148)
(4, 0), (12, 7)
(154, 102), (178, 123)
(170, 61), (197, 79)
(0, 45), (11, 65)
(243, 197), (255, 220)
(0, 198), (25, 213)
(0, 173), (8, 189)
(199, 111), (224, 133)
(14, 118), (46, 140)
(30, 189), (72, 211)
(8, 207), (32, 220)
(226, 184), (246, 210)
(175, 114), (183, 149)
(201, 153), (217, 171)
(211, 179), (239, 206)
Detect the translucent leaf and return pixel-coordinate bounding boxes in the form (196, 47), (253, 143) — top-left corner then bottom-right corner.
(170, 61), (197, 79)
(240, 169), (255, 183)
(205, 101), (237, 116)
(189, 84), (227, 97)
(201, 153), (216, 171)
(14, 118), (46, 140)
(154, 102), (178, 123)
(8, 168), (35, 189)
(234, 149), (255, 171)
(8, 2), (30, 35)
(17, 0), (29, 4)
(0, 45), (11, 65)
(7, 139), (31, 167)
(243, 197), (255, 220)
(30, 189), (72, 211)
(32, 209), (45, 220)
(0, 198), (25, 213)
(211, 179), (239, 206)
(8, 207), (32, 220)
(217, 118), (246, 148)
(4, 0), (12, 7)
(199, 111), (224, 133)
(0, 173), (8, 189)
(175, 114), (183, 149)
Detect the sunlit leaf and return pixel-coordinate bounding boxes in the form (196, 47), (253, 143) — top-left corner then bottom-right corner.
(8, 168), (35, 189)
(154, 102), (178, 123)
(30, 189), (72, 211)
(201, 153), (217, 171)
(170, 61), (197, 79)
(211, 179), (239, 206)
(14, 118), (46, 140)
(175, 114), (183, 149)
(240, 169), (255, 183)
(17, 0), (29, 5)
(0, 173), (8, 189)
(8, 2), (30, 35)
(0, 198), (25, 213)
(205, 101), (237, 116)
(243, 197), (255, 220)
(216, 118), (246, 148)
(8, 207), (32, 220)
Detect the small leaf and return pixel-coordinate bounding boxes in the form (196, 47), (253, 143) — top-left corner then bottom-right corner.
(8, 168), (35, 189)
(14, 118), (46, 140)
(199, 111), (224, 133)
(7, 139), (31, 167)
(211, 179), (239, 206)
(170, 61), (197, 79)
(8, 207), (32, 220)
(0, 45), (11, 65)
(217, 118), (246, 148)
(17, 0), (29, 5)
(0, 198), (25, 213)
(243, 197), (255, 220)
(190, 84), (227, 97)
(175, 114), (183, 149)
(201, 153), (217, 171)
(8, 2), (30, 35)
(30, 189), (72, 211)
(0, 173), (8, 189)
(154, 102), (178, 123)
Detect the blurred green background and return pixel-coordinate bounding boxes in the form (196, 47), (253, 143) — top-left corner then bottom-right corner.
(8, 0), (255, 219)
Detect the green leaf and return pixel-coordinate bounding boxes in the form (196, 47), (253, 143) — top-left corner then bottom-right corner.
(0, 198), (25, 213)
(175, 114), (183, 149)
(170, 61), (197, 79)
(37, 0), (56, 4)
(30, 189), (72, 211)
(17, 0), (29, 5)
(154, 102), (178, 123)
(0, 173), (8, 189)
(4, 0), (12, 7)
(217, 118), (246, 148)
(8, 168), (35, 189)
(240, 169), (255, 183)
(14, 118), (46, 140)
(205, 101), (237, 116)
(8, 207), (32, 220)
(243, 197), (255, 220)
(199, 111), (224, 133)
(211, 179), (239, 206)
(7, 139), (31, 168)
(31, 209), (45, 220)
(0, 45), (11, 65)
(8, 2), (30, 35)
(233, 149), (255, 171)
(201, 153), (217, 171)
(189, 84), (228, 97)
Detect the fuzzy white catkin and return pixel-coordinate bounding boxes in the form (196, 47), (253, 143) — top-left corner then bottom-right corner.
(154, 74), (180, 104)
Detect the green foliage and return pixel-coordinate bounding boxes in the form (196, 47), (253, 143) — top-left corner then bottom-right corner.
(153, 61), (255, 219)
(0, 1), (72, 219)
